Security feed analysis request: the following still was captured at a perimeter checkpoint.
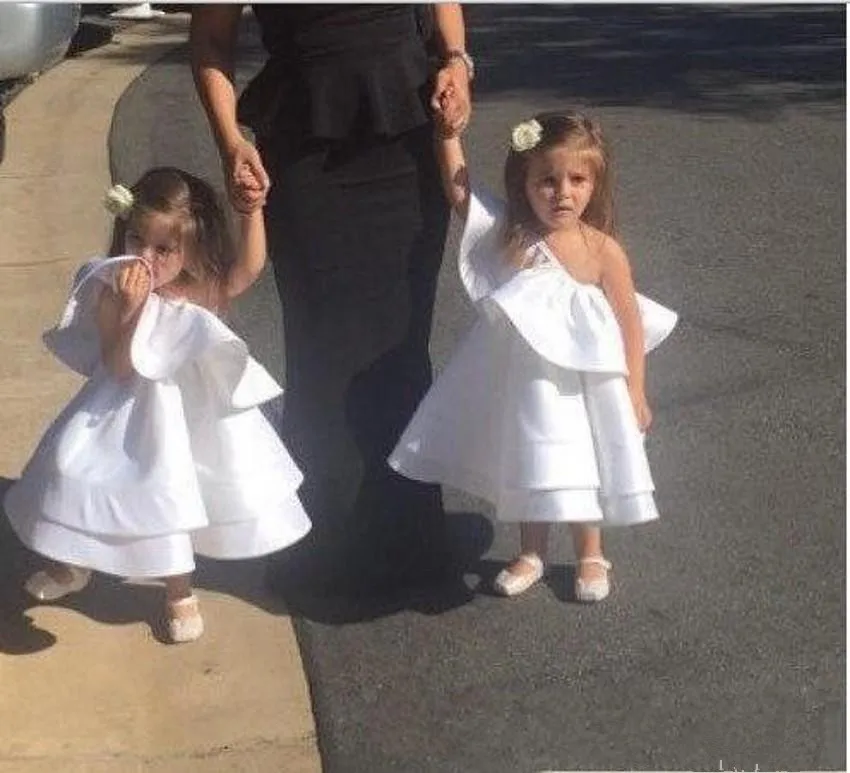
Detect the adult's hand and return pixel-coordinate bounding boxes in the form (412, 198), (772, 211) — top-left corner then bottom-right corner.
(224, 137), (270, 214)
(431, 62), (471, 137)
(190, 6), (268, 213)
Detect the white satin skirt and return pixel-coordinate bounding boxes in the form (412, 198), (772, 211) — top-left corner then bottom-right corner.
(389, 314), (660, 526)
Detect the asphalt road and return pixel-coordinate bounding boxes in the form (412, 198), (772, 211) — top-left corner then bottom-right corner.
(109, 6), (845, 772)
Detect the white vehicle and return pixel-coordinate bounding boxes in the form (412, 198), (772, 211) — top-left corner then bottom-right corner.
(0, 3), (80, 80)
(0, 3), (81, 162)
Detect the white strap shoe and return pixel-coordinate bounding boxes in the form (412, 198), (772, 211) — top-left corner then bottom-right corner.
(25, 566), (91, 602)
(493, 553), (545, 597)
(167, 596), (204, 644)
(574, 557), (612, 603)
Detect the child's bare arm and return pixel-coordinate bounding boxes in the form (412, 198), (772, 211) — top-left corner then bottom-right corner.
(435, 133), (470, 218)
(225, 208), (266, 300)
(96, 263), (149, 380)
(599, 238), (652, 430)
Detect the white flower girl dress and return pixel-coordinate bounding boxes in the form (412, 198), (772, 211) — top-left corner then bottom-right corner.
(4, 256), (311, 578)
(389, 190), (678, 527)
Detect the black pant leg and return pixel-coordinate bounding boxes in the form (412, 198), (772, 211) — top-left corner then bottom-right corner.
(262, 125), (452, 595)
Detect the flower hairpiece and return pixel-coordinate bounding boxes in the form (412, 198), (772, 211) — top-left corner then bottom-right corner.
(104, 183), (134, 219)
(510, 119), (543, 153)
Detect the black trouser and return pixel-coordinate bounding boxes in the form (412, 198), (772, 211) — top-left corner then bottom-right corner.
(262, 123), (451, 593)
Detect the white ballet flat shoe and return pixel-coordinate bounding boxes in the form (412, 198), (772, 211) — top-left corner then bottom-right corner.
(25, 566), (91, 602)
(167, 596), (204, 644)
(493, 553), (545, 597)
(574, 557), (612, 603)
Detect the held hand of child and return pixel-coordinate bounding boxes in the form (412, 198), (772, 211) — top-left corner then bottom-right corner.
(629, 385), (653, 433)
(433, 87), (464, 139)
(115, 261), (151, 319)
(226, 138), (269, 215)
(430, 65), (471, 137)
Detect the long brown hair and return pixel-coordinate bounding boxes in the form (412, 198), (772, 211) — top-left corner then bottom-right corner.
(503, 110), (615, 258)
(108, 167), (235, 310)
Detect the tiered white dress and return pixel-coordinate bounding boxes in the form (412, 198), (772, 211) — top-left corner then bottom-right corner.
(4, 256), (311, 578)
(389, 190), (678, 526)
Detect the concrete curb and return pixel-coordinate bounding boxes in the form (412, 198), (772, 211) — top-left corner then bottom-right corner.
(0, 15), (321, 773)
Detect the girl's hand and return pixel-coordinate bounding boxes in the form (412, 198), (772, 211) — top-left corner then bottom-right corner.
(225, 138), (270, 214)
(433, 90), (459, 139)
(629, 385), (653, 432)
(115, 261), (150, 319)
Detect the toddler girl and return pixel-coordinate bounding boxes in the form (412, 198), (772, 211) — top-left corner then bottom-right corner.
(4, 167), (311, 641)
(389, 111), (676, 601)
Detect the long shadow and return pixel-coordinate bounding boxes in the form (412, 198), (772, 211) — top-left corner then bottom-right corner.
(65, 6), (846, 120)
(278, 510), (495, 626)
(0, 478), (59, 653)
(466, 4), (844, 117)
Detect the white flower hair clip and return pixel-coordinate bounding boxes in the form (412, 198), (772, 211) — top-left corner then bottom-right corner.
(104, 183), (134, 219)
(510, 119), (543, 153)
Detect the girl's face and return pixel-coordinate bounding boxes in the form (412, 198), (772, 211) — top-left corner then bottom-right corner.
(524, 144), (596, 233)
(123, 212), (186, 290)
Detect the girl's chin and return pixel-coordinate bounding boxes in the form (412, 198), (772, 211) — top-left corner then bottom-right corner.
(545, 214), (578, 229)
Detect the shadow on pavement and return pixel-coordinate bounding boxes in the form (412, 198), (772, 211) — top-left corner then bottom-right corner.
(0, 474), (495, 646)
(67, 18), (116, 58)
(50, 6), (845, 121)
(271, 510), (496, 626)
(466, 3), (844, 118)
(0, 478), (59, 654)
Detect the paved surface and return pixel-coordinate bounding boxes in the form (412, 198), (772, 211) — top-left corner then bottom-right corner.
(0, 14), (320, 773)
(0, 5), (844, 773)
(258, 6), (844, 772)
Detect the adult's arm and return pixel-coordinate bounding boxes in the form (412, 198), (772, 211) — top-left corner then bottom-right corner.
(190, 6), (269, 212)
(430, 4), (472, 136)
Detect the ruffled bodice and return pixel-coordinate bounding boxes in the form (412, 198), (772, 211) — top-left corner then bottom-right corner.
(459, 189), (678, 375)
(43, 257), (281, 412)
(240, 4), (433, 140)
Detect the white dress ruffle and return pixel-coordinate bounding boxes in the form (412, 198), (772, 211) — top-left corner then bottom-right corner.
(4, 256), (311, 577)
(389, 190), (677, 526)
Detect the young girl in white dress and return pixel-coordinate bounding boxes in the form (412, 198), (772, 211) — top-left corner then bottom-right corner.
(4, 167), (311, 642)
(389, 110), (677, 602)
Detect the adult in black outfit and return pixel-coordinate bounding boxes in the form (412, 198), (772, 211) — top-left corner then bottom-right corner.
(190, 5), (473, 596)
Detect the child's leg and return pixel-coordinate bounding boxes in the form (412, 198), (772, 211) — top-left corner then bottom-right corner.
(493, 522), (550, 596)
(569, 524), (611, 602)
(163, 573), (204, 643)
(570, 524), (603, 562)
(520, 522), (551, 559)
(163, 573), (193, 602)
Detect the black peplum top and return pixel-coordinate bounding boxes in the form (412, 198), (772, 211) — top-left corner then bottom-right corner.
(238, 4), (436, 142)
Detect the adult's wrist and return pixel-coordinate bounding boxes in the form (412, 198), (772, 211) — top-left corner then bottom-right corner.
(443, 49), (474, 82)
(221, 134), (248, 159)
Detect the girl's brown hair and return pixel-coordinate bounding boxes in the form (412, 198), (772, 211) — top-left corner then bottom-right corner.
(503, 110), (615, 256)
(108, 167), (235, 310)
